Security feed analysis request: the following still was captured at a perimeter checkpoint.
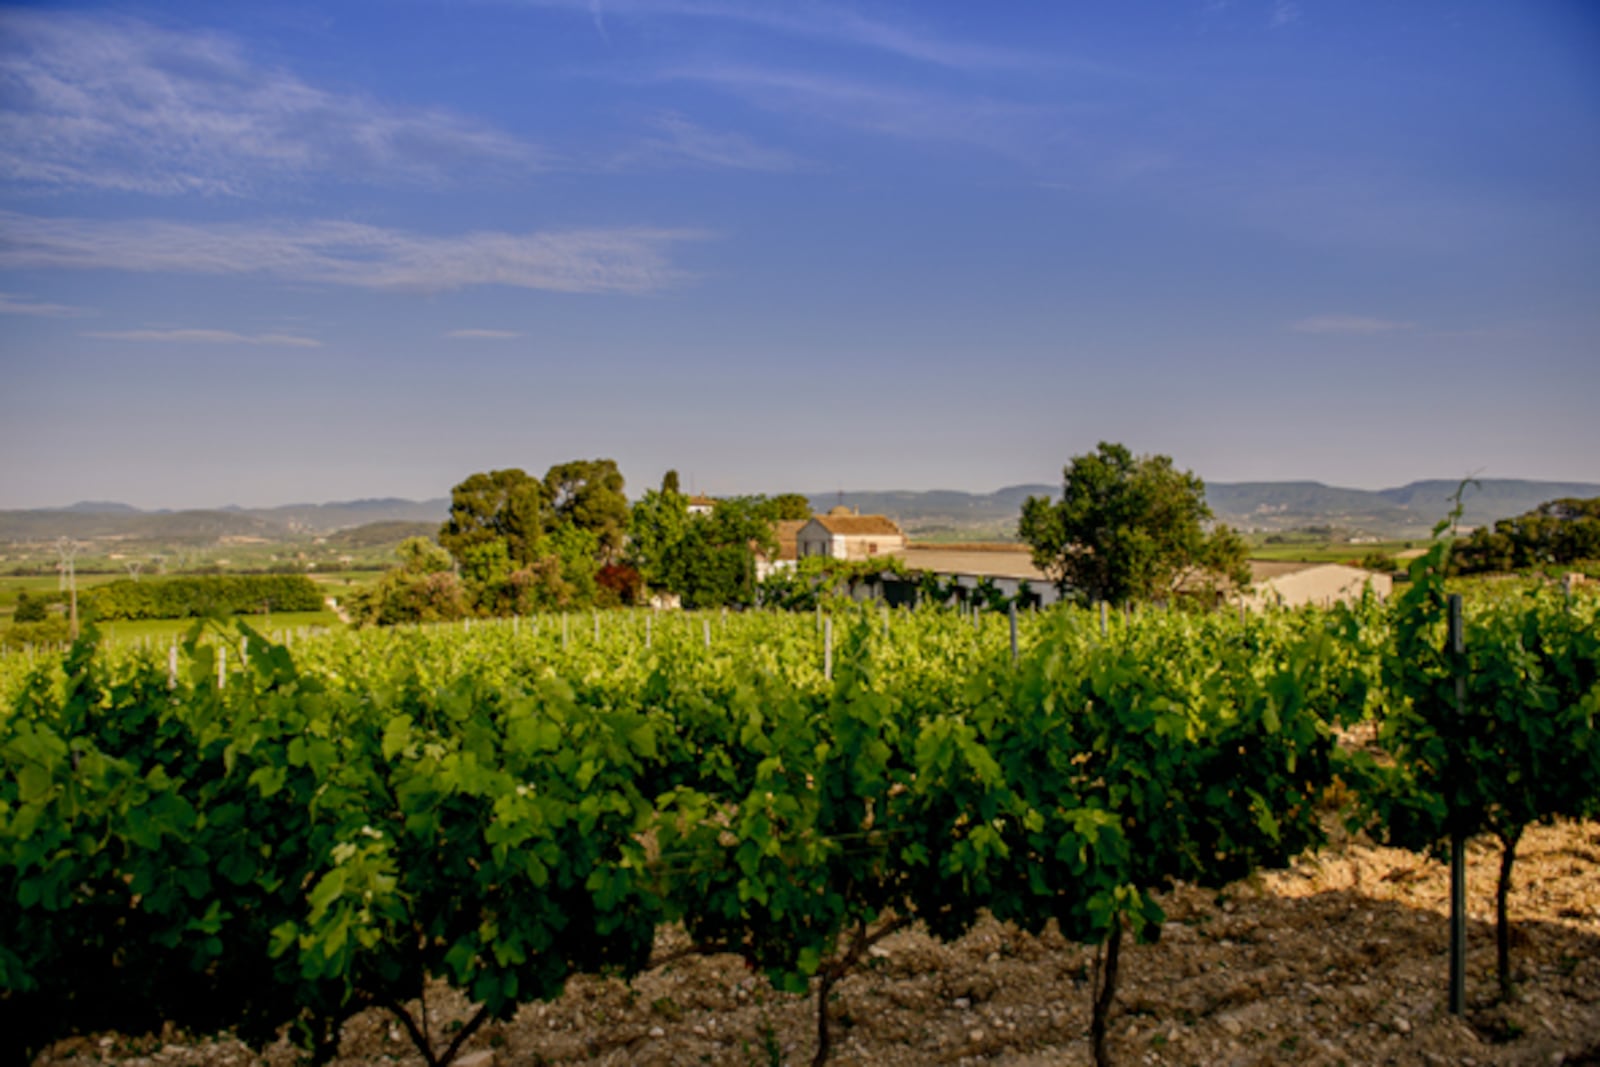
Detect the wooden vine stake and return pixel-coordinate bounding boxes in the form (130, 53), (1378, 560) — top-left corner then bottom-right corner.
(1448, 593), (1467, 1016)
(823, 616), (833, 681)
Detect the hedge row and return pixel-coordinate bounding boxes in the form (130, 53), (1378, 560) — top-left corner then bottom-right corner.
(79, 575), (324, 621)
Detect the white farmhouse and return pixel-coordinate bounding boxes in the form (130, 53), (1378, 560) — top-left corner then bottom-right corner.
(795, 508), (906, 561)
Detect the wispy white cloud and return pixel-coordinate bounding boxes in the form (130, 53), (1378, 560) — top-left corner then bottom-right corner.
(0, 291), (92, 317)
(84, 328), (322, 347)
(657, 66), (1047, 153)
(1270, 1), (1302, 28)
(543, 0), (1036, 71)
(447, 328), (523, 339)
(617, 112), (803, 172)
(0, 10), (544, 195)
(0, 211), (707, 294)
(1292, 315), (1414, 334)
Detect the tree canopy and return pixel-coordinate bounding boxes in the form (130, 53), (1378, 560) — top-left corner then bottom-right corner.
(626, 488), (690, 591)
(1019, 442), (1248, 605)
(763, 493), (813, 521)
(417, 460), (630, 623)
(544, 459), (629, 560)
(438, 469), (545, 567)
(626, 492), (778, 608)
(1451, 496), (1600, 575)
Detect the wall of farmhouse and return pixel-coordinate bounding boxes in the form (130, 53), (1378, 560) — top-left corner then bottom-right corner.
(838, 534), (904, 561)
(1247, 565), (1392, 610)
(795, 526), (834, 558)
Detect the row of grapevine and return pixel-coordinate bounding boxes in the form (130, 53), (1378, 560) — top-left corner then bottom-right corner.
(2, 584), (1596, 1067)
(1350, 532), (1600, 1002)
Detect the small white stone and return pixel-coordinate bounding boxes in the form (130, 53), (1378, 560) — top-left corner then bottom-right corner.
(969, 1029), (986, 1043)
(953, 997), (972, 1010)
(1394, 1017), (1411, 1034)
(648, 1026), (666, 1038)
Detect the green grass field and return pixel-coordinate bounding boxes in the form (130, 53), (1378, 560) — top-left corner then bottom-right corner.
(1245, 539), (1417, 565)
(93, 612), (346, 647)
(1, 571), (345, 641)
(0, 573), (124, 610)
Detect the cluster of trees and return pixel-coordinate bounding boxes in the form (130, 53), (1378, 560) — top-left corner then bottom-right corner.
(1019, 442), (1250, 605)
(628, 476), (809, 609)
(351, 462), (630, 626)
(353, 463), (813, 624)
(1, 591), (70, 649)
(1451, 496), (1600, 575)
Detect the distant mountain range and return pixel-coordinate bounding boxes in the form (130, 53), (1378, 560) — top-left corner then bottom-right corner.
(3, 479), (1597, 545)
(814, 479), (1600, 541)
(1202, 480), (1600, 538)
(0, 498), (450, 544)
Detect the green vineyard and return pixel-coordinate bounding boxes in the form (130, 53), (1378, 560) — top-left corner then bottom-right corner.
(2, 551), (1597, 1067)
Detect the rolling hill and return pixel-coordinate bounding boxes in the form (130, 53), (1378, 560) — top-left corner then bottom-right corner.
(4, 479), (1596, 548)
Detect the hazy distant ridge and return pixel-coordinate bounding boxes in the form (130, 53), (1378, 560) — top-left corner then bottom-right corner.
(0, 499), (450, 543)
(3, 479), (1597, 544)
(815, 479), (1600, 540)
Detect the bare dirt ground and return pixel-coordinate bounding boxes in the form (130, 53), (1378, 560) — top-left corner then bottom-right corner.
(37, 820), (1600, 1067)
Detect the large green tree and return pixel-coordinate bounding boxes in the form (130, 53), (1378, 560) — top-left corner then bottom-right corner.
(1019, 442), (1248, 605)
(544, 459), (629, 560)
(438, 469), (546, 567)
(626, 488), (691, 590)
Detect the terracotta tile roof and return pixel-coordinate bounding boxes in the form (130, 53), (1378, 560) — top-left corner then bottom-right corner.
(771, 519), (806, 560)
(901, 545), (1049, 581)
(811, 514), (904, 537)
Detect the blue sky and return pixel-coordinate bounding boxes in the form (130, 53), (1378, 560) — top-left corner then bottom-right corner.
(1, 0), (1596, 509)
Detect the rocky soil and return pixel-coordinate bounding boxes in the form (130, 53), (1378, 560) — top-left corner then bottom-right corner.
(37, 820), (1600, 1067)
